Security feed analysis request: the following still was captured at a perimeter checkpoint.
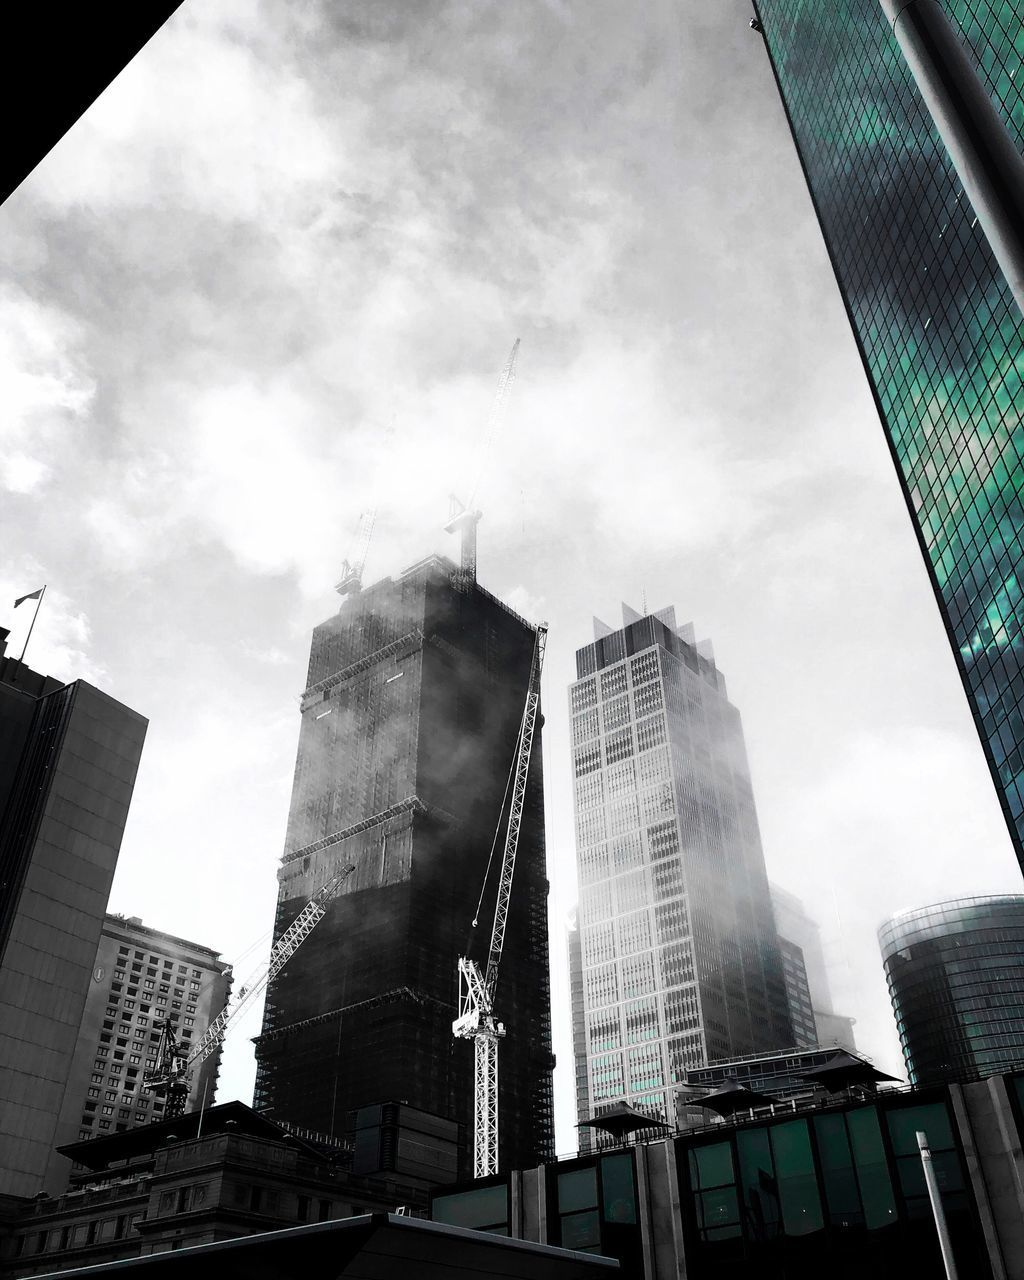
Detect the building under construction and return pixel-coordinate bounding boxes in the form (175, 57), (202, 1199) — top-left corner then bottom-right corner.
(252, 552), (554, 1176)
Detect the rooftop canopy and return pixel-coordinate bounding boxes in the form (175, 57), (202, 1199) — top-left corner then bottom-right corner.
(799, 1051), (901, 1092)
(688, 1078), (780, 1116)
(577, 1102), (672, 1138)
(31, 1213), (619, 1280)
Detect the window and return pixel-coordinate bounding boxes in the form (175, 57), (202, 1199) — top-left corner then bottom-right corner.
(297, 1195), (310, 1222)
(91, 1073), (102, 1084)
(433, 1184), (509, 1234)
(318, 1199), (331, 1222)
(118, 1108), (131, 1119)
(106, 1091), (117, 1100)
(557, 1167), (601, 1251)
(178, 965), (187, 974)
(88, 1087), (100, 1098)
(102, 1106), (114, 1116)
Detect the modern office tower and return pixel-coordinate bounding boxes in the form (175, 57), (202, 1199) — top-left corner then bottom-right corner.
(566, 908), (593, 1155)
(771, 883), (858, 1051)
(879, 895), (1024, 1085)
(253, 554), (554, 1176)
(0, 627), (148, 1196)
(46, 913), (232, 1183)
(752, 0), (1024, 875)
(570, 605), (793, 1131)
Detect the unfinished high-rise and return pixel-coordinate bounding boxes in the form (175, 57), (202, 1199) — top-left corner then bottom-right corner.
(570, 606), (793, 1133)
(253, 553), (554, 1176)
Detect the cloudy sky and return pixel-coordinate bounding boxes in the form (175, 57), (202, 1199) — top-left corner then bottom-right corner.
(3, 0), (1021, 1155)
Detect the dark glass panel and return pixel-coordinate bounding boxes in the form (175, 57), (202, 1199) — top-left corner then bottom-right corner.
(846, 1107), (898, 1230)
(601, 1151), (637, 1224)
(886, 1103), (955, 1155)
(814, 1112), (864, 1227)
(561, 1209), (601, 1250)
(690, 1141), (735, 1190)
(559, 1166), (599, 1213)
(769, 1120), (825, 1236)
(431, 1183), (508, 1231)
(736, 1126), (781, 1241)
(698, 1187), (742, 1236)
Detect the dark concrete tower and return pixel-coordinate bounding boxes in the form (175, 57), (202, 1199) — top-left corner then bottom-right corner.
(253, 555), (554, 1176)
(570, 606), (792, 1130)
(751, 0), (1024, 875)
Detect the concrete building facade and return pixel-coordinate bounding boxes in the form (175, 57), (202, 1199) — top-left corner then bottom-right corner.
(432, 1069), (1024, 1279)
(0, 630), (147, 1198)
(49, 913), (232, 1189)
(569, 606), (793, 1136)
(252, 554), (554, 1175)
(0, 1102), (455, 1275)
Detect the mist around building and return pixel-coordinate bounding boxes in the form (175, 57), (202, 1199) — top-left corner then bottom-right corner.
(3, 0), (1024, 1277)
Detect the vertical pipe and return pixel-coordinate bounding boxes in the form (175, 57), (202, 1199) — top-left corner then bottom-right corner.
(917, 1129), (960, 1280)
(879, 0), (1024, 315)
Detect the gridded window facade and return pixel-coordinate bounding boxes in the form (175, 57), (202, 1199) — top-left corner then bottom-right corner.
(757, 0), (1024, 873)
(572, 624), (793, 1128)
(880, 896), (1024, 1084)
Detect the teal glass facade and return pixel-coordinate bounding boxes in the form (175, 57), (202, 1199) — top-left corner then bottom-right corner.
(753, 0), (1024, 867)
(680, 1094), (991, 1278)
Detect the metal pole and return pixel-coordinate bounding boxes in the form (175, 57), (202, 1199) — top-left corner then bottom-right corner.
(917, 1130), (959, 1280)
(879, 0), (1024, 316)
(18, 585), (46, 665)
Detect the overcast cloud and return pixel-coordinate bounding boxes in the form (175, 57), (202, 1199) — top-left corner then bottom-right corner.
(2, 0), (1020, 1154)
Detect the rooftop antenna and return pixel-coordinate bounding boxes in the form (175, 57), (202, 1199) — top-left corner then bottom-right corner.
(446, 339), (520, 591)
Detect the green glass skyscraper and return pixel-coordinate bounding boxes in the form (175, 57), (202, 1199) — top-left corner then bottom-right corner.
(751, 0), (1024, 868)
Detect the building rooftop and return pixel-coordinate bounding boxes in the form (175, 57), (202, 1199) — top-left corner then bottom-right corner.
(31, 1213), (620, 1280)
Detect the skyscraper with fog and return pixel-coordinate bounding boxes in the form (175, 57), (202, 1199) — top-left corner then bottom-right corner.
(752, 0), (1024, 874)
(570, 606), (793, 1131)
(253, 553), (554, 1176)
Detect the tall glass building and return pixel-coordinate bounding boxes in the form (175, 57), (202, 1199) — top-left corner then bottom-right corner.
(570, 605), (793, 1132)
(879, 895), (1024, 1083)
(752, 0), (1024, 871)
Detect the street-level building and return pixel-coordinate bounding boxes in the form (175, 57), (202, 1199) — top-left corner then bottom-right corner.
(432, 1068), (1024, 1279)
(0, 1101), (458, 1277)
(0, 629), (147, 1198)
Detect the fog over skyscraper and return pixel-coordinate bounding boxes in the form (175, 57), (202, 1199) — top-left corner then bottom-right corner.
(751, 0), (1024, 874)
(253, 553), (554, 1175)
(569, 605), (792, 1133)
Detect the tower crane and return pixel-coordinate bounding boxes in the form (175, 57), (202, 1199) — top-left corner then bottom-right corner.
(446, 338), (520, 587)
(336, 509), (377, 597)
(452, 622), (547, 1177)
(143, 863), (356, 1119)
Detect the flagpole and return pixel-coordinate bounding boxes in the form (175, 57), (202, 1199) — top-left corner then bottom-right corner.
(18, 585), (46, 665)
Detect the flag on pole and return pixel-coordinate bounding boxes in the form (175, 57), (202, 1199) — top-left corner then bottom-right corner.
(14, 588), (44, 608)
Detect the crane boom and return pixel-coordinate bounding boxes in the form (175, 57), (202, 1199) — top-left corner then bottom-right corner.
(453, 623), (546, 1178)
(144, 863), (356, 1118)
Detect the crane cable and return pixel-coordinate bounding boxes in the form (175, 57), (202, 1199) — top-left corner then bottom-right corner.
(470, 735), (520, 932)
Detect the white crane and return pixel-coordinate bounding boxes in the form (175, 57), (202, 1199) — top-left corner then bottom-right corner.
(452, 622), (547, 1177)
(336, 510), (377, 597)
(143, 863), (357, 1119)
(446, 338), (520, 586)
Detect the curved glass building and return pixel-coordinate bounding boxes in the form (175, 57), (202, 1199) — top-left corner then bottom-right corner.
(879, 896), (1024, 1085)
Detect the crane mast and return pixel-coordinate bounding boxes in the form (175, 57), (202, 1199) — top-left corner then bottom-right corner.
(336, 509), (377, 597)
(453, 622), (547, 1177)
(144, 863), (356, 1119)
